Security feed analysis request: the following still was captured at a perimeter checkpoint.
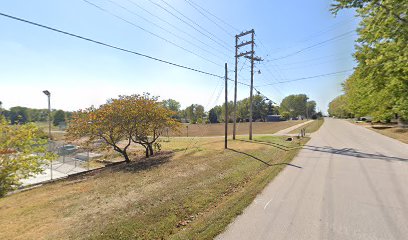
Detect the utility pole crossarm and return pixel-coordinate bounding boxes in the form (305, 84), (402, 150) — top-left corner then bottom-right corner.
(236, 41), (253, 48)
(236, 51), (254, 58)
(236, 29), (254, 38)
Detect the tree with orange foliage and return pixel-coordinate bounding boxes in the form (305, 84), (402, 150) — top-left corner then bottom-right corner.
(67, 94), (180, 162)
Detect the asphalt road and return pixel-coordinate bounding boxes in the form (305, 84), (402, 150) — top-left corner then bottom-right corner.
(217, 118), (408, 240)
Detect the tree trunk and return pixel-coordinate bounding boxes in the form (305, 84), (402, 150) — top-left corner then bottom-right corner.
(119, 150), (130, 163)
(148, 144), (154, 156)
(145, 146), (149, 158)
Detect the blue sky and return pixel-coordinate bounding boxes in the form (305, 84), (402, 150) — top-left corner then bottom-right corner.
(0, 0), (358, 113)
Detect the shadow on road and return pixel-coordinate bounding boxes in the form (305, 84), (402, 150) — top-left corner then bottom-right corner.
(235, 139), (301, 151)
(304, 145), (408, 162)
(228, 148), (302, 169)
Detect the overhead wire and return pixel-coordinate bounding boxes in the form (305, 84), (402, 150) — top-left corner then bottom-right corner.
(265, 30), (356, 62)
(186, 0), (240, 33)
(0, 12), (224, 78)
(104, 0), (228, 61)
(82, 0), (223, 67)
(158, 0), (232, 49)
(147, 0), (233, 53)
(124, 0), (232, 59)
(258, 17), (355, 57)
(256, 69), (354, 86)
(272, 52), (353, 66)
(278, 56), (353, 70)
(183, 0), (235, 37)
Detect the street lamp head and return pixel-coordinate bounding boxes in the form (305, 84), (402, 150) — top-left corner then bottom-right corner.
(43, 90), (50, 96)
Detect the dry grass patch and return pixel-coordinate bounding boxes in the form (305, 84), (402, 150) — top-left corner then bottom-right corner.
(369, 127), (408, 144)
(0, 136), (308, 240)
(170, 120), (305, 137)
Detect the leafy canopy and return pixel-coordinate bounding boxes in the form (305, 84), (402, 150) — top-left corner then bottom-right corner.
(332, 0), (408, 121)
(0, 116), (55, 197)
(67, 94), (181, 161)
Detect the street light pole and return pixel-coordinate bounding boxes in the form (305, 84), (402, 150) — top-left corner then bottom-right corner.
(43, 90), (52, 180)
(43, 90), (51, 139)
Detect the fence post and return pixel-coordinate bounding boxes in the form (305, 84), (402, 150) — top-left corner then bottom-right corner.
(63, 143), (65, 163)
(87, 150), (90, 170)
(50, 141), (53, 180)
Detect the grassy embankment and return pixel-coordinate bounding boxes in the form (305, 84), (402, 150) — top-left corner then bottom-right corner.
(367, 125), (408, 144)
(0, 120), (313, 240)
(368, 126), (408, 144)
(352, 121), (408, 144)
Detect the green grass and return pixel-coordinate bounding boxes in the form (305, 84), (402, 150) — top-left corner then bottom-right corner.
(0, 136), (308, 240)
(289, 118), (324, 134)
(34, 121), (61, 131)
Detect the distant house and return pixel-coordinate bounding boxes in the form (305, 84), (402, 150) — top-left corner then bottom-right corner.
(180, 118), (189, 123)
(266, 115), (282, 122)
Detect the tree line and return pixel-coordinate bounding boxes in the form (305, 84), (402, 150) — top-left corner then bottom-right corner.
(1, 92), (320, 128)
(0, 101), (71, 126)
(328, 0), (407, 123)
(162, 93), (320, 123)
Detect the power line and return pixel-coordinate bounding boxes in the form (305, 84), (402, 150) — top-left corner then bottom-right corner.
(183, 0), (234, 37)
(272, 52), (353, 66)
(265, 30), (356, 62)
(152, 0), (232, 51)
(186, 0), (240, 32)
(0, 11), (281, 112)
(255, 16), (355, 60)
(278, 56), (353, 71)
(82, 0), (223, 67)
(256, 69), (354, 86)
(0, 11), (223, 78)
(124, 0), (232, 59)
(147, 0), (232, 53)
(105, 0), (228, 61)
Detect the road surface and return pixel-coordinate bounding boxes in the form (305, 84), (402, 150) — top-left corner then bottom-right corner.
(217, 118), (408, 240)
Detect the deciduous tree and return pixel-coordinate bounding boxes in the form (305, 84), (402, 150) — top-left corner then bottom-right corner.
(68, 94), (180, 161)
(328, 95), (353, 118)
(332, 0), (408, 122)
(0, 116), (55, 197)
(53, 110), (65, 126)
(280, 94), (308, 118)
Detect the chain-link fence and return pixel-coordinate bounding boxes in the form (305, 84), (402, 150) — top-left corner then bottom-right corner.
(21, 141), (106, 186)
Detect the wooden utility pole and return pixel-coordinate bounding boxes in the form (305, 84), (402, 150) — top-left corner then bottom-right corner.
(233, 29), (255, 140)
(224, 63), (228, 149)
(233, 36), (238, 140)
(233, 29), (263, 140)
(249, 31), (255, 140)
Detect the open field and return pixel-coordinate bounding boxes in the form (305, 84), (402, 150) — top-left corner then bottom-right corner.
(289, 118), (324, 134)
(0, 135), (309, 240)
(171, 120), (306, 137)
(35, 121), (66, 141)
(35, 121), (62, 132)
(36, 120), (306, 140)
